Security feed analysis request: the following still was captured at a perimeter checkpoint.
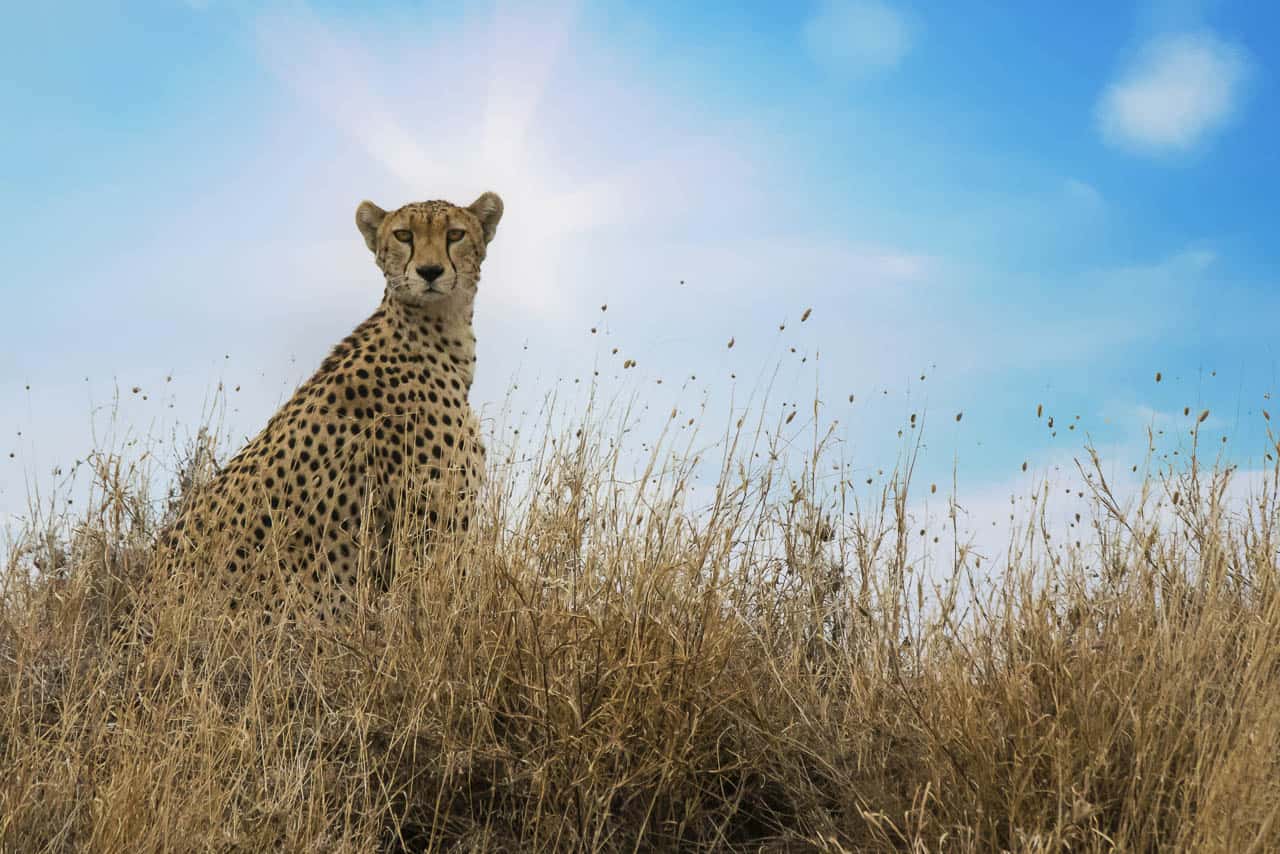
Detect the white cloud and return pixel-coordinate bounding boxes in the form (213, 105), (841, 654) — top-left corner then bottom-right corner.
(1098, 246), (1216, 284)
(668, 240), (931, 301)
(1097, 31), (1250, 155)
(1124, 403), (1225, 434)
(1063, 178), (1104, 209)
(803, 0), (913, 79)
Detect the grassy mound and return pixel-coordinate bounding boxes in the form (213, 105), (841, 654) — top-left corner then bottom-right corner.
(2, 399), (1278, 851)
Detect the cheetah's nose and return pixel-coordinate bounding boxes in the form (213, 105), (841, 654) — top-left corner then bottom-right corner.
(416, 265), (445, 283)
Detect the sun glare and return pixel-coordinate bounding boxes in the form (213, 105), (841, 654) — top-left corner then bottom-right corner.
(259, 1), (625, 315)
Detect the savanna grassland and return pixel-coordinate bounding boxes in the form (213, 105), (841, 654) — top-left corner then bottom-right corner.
(2, 382), (1278, 852)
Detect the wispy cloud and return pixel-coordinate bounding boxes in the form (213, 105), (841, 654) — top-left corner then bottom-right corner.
(1063, 178), (1104, 209)
(1097, 31), (1250, 155)
(803, 0), (913, 79)
(1124, 403), (1226, 434)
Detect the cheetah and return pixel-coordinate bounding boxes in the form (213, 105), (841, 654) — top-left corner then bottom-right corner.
(157, 192), (503, 624)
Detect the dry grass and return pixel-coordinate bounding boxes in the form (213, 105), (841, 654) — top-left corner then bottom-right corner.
(2, 390), (1278, 852)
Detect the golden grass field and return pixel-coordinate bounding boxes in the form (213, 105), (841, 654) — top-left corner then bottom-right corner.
(2, 386), (1278, 852)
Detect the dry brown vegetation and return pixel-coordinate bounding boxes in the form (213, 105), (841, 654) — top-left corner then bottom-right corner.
(2, 393), (1279, 852)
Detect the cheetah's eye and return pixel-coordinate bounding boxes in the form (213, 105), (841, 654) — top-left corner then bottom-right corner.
(392, 229), (413, 243)
(446, 228), (465, 242)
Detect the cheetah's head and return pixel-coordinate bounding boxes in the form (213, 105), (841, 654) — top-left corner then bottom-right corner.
(355, 193), (503, 309)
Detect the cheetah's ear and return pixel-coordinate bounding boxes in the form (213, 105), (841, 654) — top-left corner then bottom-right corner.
(355, 201), (387, 252)
(467, 192), (503, 245)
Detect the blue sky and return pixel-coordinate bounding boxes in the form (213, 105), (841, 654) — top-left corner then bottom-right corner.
(2, 1), (1277, 561)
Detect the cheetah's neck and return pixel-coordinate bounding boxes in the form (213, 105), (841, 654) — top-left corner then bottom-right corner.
(376, 294), (478, 391)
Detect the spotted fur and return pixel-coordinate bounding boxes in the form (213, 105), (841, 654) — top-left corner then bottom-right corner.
(158, 193), (503, 624)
